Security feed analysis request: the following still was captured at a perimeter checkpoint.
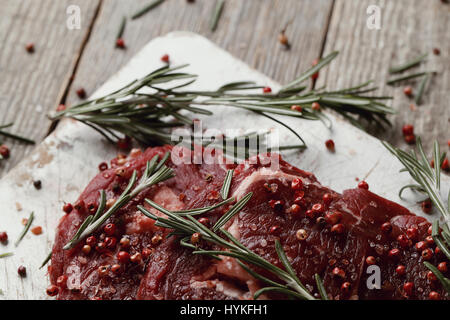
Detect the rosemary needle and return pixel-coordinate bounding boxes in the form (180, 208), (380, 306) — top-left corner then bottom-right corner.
(383, 139), (449, 225)
(388, 53), (427, 74)
(0, 123), (13, 130)
(0, 131), (35, 144)
(139, 200), (317, 300)
(39, 251), (52, 269)
(63, 153), (174, 250)
(315, 274), (329, 300)
(139, 172), (326, 300)
(15, 211), (34, 247)
(116, 16), (127, 39)
(281, 51), (339, 91)
(0, 252), (13, 259)
(220, 169), (234, 199)
(52, 53), (394, 151)
(386, 71), (428, 85)
(210, 0), (225, 32)
(383, 138), (450, 294)
(424, 261), (450, 293)
(212, 192), (252, 232)
(431, 221), (450, 260)
(131, 0), (164, 20)
(173, 197), (235, 216)
(0, 122), (35, 145)
(415, 72), (430, 105)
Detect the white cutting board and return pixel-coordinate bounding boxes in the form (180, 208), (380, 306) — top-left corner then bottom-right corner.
(0, 31), (448, 300)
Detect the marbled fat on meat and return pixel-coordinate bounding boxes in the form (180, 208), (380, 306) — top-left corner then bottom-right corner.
(50, 146), (449, 300)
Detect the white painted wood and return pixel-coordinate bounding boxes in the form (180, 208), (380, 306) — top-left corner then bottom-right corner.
(0, 32), (448, 299)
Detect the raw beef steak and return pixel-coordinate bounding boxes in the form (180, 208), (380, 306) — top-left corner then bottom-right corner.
(49, 146), (449, 300)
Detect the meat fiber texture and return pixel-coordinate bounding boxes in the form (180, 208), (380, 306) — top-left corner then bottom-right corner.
(49, 146), (449, 300)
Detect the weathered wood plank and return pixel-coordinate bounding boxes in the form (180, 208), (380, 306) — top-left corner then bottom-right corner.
(0, 0), (100, 178)
(65, 0), (333, 106)
(318, 0), (449, 154)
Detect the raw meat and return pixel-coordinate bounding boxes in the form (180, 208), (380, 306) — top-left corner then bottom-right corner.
(49, 146), (449, 300)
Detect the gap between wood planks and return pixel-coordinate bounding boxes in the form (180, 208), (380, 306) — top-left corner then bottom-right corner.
(46, 0), (104, 136)
(313, 0), (335, 91)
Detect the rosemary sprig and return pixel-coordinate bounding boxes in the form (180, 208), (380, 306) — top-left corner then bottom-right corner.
(139, 197), (324, 300)
(388, 53), (427, 74)
(138, 175), (327, 300)
(424, 261), (450, 293)
(382, 138), (448, 225)
(281, 51), (338, 91)
(210, 0), (225, 32)
(15, 212), (34, 247)
(383, 138), (450, 294)
(51, 53), (393, 153)
(131, 0), (164, 20)
(63, 153), (174, 250)
(173, 197), (235, 216)
(0, 123), (13, 130)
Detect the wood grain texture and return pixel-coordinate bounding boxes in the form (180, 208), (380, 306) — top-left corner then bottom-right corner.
(318, 0), (449, 154)
(65, 0), (333, 106)
(0, 0), (100, 178)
